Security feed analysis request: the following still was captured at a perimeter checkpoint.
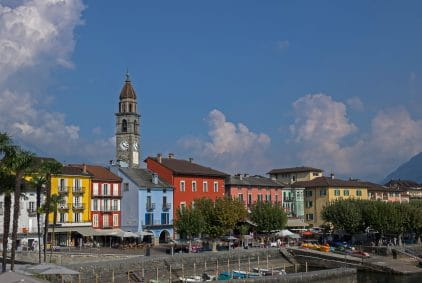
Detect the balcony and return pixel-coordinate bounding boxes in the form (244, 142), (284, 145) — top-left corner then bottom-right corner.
(58, 203), (69, 210)
(162, 203), (171, 211)
(146, 203), (156, 211)
(58, 186), (69, 194)
(72, 187), (85, 194)
(27, 209), (37, 217)
(72, 203), (84, 210)
(111, 206), (119, 211)
(0, 208), (3, 215)
(142, 219), (173, 227)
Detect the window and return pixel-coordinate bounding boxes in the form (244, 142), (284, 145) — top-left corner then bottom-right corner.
(344, 190), (350, 196)
(74, 179), (81, 189)
(313, 172), (319, 176)
(0, 202), (3, 215)
(292, 175), (296, 182)
(161, 213), (169, 225)
(213, 182), (218, 192)
(306, 201), (313, 208)
(320, 189), (327, 196)
(248, 194), (252, 205)
(104, 199), (110, 211)
(113, 214), (119, 227)
(146, 196), (153, 210)
(180, 202), (186, 211)
(74, 213), (81, 223)
(180, 181), (185, 192)
(203, 181), (208, 192)
(238, 193), (244, 202)
(103, 184), (109, 196)
(113, 199), (119, 211)
(59, 179), (66, 190)
(145, 213), (153, 225)
(356, 190), (362, 196)
(162, 196), (167, 209)
(28, 201), (35, 212)
(122, 119), (127, 132)
(192, 181), (197, 192)
(306, 213), (314, 221)
(93, 183), (99, 195)
(334, 189), (340, 196)
(92, 199), (98, 211)
(275, 195), (278, 203)
(129, 103), (132, 112)
(103, 214), (109, 227)
(93, 214), (99, 227)
(191, 201), (195, 208)
(113, 184), (119, 196)
(306, 190), (313, 197)
(257, 194), (263, 202)
(59, 213), (66, 223)
(124, 183), (129, 192)
(266, 194), (271, 202)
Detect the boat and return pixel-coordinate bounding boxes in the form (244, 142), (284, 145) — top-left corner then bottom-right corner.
(232, 270), (260, 278)
(177, 276), (203, 282)
(253, 268), (287, 276)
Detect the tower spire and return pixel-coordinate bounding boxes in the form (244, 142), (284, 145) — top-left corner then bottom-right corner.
(125, 68), (130, 82)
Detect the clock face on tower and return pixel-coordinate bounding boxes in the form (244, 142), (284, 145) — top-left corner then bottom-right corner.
(119, 140), (129, 151)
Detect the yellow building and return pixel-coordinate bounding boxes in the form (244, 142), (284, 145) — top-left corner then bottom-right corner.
(49, 165), (92, 246)
(292, 176), (369, 226)
(268, 166), (323, 185)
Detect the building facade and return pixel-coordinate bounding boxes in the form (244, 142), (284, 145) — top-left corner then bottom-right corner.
(268, 166), (323, 185)
(72, 165), (122, 229)
(146, 154), (228, 217)
(111, 166), (174, 244)
(225, 174), (284, 209)
(280, 187), (305, 219)
(50, 166), (92, 246)
(384, 180), (422, 200)
(115, 73), (141, 168)
(292, 176), (369, 226)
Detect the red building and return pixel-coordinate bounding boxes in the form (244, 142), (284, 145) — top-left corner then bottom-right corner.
(145, 154), (228, 217)
(225, 174), (284, 210)
(74, 164), (122, 229)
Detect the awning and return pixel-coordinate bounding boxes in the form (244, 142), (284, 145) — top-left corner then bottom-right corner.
(286, 218), (308, 228)
(49, 227), (95, 237)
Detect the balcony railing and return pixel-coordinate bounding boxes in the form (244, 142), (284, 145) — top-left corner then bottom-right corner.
(142, 219), (173, 227)
(58, 186), (69, 193)
(27, 209), (37, 216)
(162, 203), (171, 211)
(146, 203), (156, 211)
(111, 206), (119, 211)
(72, 203), (84, 210)
(59, 203), (69, 210)
(72, 187), (85, 194)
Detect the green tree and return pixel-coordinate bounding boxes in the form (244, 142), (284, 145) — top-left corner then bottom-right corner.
(41, 160), (62, 262)
(250, 201), (287, 236)
(2, 148), (35, 271)
(28, 175), (46, 264)
(40, 194), (63, 261)
(174, 205), (205, 252)
(321, 199), (365, 234)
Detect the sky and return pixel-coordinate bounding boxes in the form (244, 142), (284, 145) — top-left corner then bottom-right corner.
(1, 0), (422, 182)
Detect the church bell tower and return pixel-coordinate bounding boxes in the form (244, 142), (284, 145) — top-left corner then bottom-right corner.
(115, 73), (141, 168)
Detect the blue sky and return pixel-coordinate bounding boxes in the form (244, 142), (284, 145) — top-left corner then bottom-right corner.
(1, 0), (422, 181)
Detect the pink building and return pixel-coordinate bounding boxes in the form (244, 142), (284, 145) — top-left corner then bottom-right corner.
(366, 182), (408, 203)
(225, 174), (284, 209)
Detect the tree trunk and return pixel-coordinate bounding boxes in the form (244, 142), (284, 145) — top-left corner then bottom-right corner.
(43, 173), (51, 262)
(1, 193), (12, 272)
(10, 173), (22, 271)
(36, 185), (41, 264)
(50, 209), (57, 262)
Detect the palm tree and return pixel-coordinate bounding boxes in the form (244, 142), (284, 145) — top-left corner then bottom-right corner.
(41, 161), (62, 262)
(41, 194), (62, 262)
(3, 148), (35, 271)
(29, 175), (46, 264)
(0, 132), (15, 272)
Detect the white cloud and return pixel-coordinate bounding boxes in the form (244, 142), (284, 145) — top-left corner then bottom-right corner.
(277, 40), (290, 50)
(346, 96), (364, 111)
(290, 94), (422, 180)
(179, 109), (271, 173)
(0, 0), (114, 164)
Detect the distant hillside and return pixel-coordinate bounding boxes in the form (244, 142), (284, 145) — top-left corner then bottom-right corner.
(382, 152), (422, 184)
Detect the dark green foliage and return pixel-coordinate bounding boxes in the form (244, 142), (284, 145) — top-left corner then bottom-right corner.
(174, 205), (205, 239)
(250, 201), (288, 234)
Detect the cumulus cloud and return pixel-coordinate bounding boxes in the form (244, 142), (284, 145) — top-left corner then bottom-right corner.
(346, 97), (364, 111)
(277, 40), (290, 50)
(0, 0), (114, 163)
(179, 109), (271, 173)
(290, 94), (422, 180)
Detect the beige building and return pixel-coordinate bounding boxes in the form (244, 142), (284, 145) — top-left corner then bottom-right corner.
(268, 166), (323, 185)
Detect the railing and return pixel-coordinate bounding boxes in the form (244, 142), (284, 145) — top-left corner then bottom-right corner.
(58, 186), (69, 193)
(59, 203), (69, 209)
(142, 219), (173, 226)
(111, 206), (119, 211)
(27, 209), (37, 216)
(162, 203), (171, 211)
(72, 203), (84, 210)
(72, 187), (85, 194)
(283, 198), (293, 202)
(146, 203), (156, 211)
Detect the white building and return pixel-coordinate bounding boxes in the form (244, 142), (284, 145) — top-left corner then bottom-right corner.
(0, 189), (45, 251)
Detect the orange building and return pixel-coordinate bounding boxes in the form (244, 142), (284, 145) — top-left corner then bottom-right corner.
(145, 154), (228, 217)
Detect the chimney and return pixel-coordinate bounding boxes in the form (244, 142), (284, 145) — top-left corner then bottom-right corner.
(152, 173), (159, 185)
(83, 164), (87, 174)
(244, 173), (249, 178)
(168, 153), (174, 159)
(330, 173), (335, 179)
(188, 157), (193, 163)
(237, 173), (243, 181)
(157, 153), (162, 163)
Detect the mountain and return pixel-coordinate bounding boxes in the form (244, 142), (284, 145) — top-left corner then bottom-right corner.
(382, 152), (422, 184)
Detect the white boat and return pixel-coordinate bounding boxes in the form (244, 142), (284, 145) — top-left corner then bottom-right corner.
(253, 268), (287, 276)
(178, 276), (202, 282)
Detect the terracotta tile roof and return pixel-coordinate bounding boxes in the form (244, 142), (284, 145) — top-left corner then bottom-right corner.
(119, 168), (172, 188)
(58, 165), (92, 177)
(72, 164), (121, 182)
(146, 157), (229, 178)
(119, 79), (137, 99)
(291, 176), (372, 188)
(267, 166), (323, 175)
(226, 175), (284, 188)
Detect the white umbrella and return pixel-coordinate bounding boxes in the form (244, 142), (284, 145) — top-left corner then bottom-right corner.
(274, 229), (294, 237)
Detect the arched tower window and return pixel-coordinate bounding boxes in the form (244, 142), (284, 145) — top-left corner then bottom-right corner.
(129, 103), (132, 113)
(122, 119), (127, 132)
(134, 120), (138, 134)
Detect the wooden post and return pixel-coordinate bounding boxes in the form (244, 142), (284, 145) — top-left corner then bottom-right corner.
(248, 257), (251, 273)
(95, 273), (98, 283)
(204, 260), (207, 270)
(156, 267), (159, 281)
(271, 266), (273, 276)
(238, 257), (240, 271)
(194, 262), (196, 276)
(61, 274), (64, 283)
(283, 263), (286, 271)
(227, 258), (230, 272)
(257, 256), (260, 268)
(266, 254), (269, 269)
(182, 264), (184, 279)
(305, 261), (308, 272)
(216, 260), (219, 277)
(142, 268), (145, 278)
(112, 269), (115, 283)
(294, 264), (297, 273)
(169, 265), (172, 283)
(78, 273), (81, 283)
